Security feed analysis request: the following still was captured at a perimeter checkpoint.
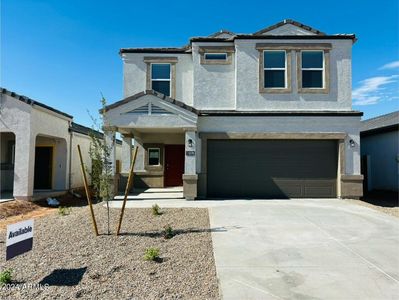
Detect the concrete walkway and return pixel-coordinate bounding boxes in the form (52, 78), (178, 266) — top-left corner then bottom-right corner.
(114, 187), (184, 200)
(108, 199), (399, 299)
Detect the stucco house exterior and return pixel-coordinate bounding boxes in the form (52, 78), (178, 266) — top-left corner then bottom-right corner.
(103, 19), (363, 200)
(361, 111), (399, 192)
(0, 88), (121, 201)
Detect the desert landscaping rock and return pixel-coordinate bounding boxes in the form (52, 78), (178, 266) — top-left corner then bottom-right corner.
(0, 204), (219, 299)
(347, 199), (399, 218)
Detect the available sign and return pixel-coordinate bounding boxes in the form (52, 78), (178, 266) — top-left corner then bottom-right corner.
(6, 219), (34, 260)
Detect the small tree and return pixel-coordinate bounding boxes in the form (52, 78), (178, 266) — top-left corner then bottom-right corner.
(87, 95), (114, 234)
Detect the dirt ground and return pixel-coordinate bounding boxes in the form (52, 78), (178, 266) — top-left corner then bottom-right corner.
(0, 191), (91, 230)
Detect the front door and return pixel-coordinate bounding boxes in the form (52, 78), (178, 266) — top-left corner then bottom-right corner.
(34, 146), (53, 189)
(164, 145), (184, 187)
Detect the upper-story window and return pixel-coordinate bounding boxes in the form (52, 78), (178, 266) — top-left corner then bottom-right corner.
(297, 48), (329, 94)
(204, 53), (227, 61)
(199, 46), (234, 65)
(144, 57), (177, 98)
(301, 51), (324, 88)
(263, 50), (287, 88)
(151, 63), (171, 96)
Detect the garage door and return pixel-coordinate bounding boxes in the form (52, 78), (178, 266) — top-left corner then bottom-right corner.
(207, 140), (337, 198)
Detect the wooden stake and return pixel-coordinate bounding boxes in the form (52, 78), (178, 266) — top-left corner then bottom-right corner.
(116, 146), (138, 235)
(77, 144), (99, 236)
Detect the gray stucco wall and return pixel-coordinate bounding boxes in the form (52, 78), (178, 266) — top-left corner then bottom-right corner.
(234, 39), (352, 111)
(122, 39), (353, 112)
(192, 43), (236, 110)
(122, 53), (194, 105)
(361, 131), (399, 191)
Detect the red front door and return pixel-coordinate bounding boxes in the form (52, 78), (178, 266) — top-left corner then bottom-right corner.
(164, 145), (185, 187)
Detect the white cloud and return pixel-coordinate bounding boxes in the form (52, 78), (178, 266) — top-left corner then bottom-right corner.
(352, 75), (399, 106)
(380, 61), (399, 70)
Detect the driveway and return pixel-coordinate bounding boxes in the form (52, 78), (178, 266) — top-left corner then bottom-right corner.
(208, 199), (399, 300)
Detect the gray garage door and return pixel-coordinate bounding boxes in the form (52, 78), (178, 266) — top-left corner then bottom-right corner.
(207, 140), (337, 198)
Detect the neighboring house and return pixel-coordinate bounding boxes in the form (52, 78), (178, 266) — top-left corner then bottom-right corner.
(0, 88), (122, 201)
(361, 111), (399, 192)
(103, 19), (363, 200)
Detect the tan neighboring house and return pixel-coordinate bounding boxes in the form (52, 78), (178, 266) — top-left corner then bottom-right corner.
(103, 19), (363, 200)
(0, 88), (121, 201)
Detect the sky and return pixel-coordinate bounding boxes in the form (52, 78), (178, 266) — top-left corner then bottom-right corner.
(1, 0), (398, 127)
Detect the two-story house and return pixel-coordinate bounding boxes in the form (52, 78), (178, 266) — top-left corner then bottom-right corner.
(103, 19), (363, 200)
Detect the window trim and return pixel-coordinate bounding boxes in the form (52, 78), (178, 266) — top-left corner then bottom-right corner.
(258, 49), (292, 93)
(199, 46), (234, 65)
(150, 63), (171, 97)
(148, 147), (161, 166)
(297, 50), (330, 94)
(144, 57), (177, 98)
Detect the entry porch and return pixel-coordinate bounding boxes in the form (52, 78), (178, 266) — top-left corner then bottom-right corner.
(103, 91), (199, 200)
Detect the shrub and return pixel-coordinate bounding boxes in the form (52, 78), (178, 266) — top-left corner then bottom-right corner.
(163, 225), (174, 239)
(0, 269), (12, 285)
(58, 206), (71, 216)
(152, 204), (161, 216)
(144, 248), (160, 261)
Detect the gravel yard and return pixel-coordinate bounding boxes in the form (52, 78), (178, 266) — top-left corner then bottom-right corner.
(0, 203), (219, 299)
(348, 190), (399, 218)
(347, 198), (399, 217)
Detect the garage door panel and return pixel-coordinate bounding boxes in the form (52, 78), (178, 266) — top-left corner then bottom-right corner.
(207, 140), (337, 198)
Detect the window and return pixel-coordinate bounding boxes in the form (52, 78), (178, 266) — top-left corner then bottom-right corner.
(301, 51), (324, 88)
(204, 53), (227, 61)
(148, 148), (160, 166)
(151, 64), (171, 96)
(199, 46), (234, 65)
(263, 51), (286, 88)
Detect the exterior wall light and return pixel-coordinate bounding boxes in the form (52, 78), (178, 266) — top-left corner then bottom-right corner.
(349, 139), (355, 147)
(187, 138), (193, 148)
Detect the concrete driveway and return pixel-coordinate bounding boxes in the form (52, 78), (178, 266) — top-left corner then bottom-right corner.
(208, 199), (399, 300)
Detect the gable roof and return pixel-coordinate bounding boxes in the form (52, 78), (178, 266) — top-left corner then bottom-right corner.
(1, 87), (73, 119)
(102, 90), (199, 115)
(361, 111), (399, 135)
(253, 19), (326, 36)
(208, 29), (236, 38)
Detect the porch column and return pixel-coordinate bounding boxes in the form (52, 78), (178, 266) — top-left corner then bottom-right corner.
(118, 134), (133, 192)
(121, 134), (133, 173)
(104, 126), (117, 196)
(183, 130), (198, 200)
(13, 131), (35, 200)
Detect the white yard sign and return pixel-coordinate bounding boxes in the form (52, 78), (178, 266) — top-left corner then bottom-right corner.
(6, 219), (34, 260)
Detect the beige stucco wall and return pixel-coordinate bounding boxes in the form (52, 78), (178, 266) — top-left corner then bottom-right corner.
(0, 93), (122, 199)
(70, 131), (122, 189)
(0, 93), (71, 198)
